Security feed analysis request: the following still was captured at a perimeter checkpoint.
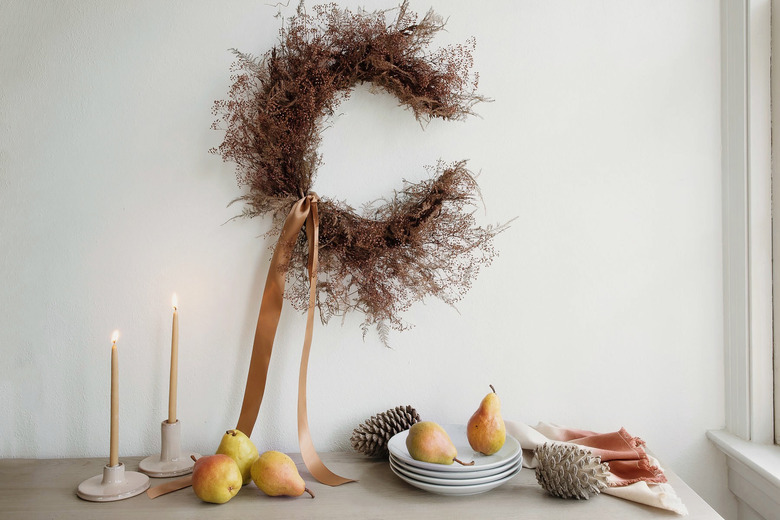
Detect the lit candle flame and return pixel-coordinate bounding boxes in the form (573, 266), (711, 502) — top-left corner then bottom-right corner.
(172, 293), (178, 310)
(111, 330), (119, 344)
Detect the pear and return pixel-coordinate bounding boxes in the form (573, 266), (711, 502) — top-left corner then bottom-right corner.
(406, 421), (473, 465)
(467, 384), (506, 455)
(251, 451), (314, 498)
(191, 454), (243, 504)
(216, 429), (259, 485)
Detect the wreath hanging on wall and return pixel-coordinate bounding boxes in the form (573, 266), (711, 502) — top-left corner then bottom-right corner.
(211, 1), (502, 340)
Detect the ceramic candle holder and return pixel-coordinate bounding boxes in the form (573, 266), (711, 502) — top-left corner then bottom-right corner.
(138, 420), (200, 477)
(77, 462), (150, 502)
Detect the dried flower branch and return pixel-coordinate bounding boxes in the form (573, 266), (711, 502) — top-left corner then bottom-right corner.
(211, 1), (502, 340)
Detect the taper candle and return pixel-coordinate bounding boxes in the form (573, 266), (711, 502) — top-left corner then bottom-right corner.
(168, 294), (178, 424)
(110, 330), (119, 467)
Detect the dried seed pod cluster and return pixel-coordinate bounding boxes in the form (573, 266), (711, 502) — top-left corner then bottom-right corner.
(211, 2), (501, 342)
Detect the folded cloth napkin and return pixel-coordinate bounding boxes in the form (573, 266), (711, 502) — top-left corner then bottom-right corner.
(506, 421), (688, 515)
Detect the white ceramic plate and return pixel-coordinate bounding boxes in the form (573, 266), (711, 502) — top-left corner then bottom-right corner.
(389, 458), (522, 496)
(389, 451), (522, 480)
(389, 456), (522, 486)
(388, 424), (521, 473)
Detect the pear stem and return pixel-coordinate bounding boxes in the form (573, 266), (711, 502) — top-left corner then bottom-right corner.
(190, 455), (199, 462)
(304, 487), (315, 498)
(453, 457), (475, 466)
(489, 384), (496, 393)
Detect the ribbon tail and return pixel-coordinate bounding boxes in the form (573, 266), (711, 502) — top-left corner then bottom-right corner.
(147, 475), (193, 499)
(236, 198), (310, 436)
(298, 202), (355, 486)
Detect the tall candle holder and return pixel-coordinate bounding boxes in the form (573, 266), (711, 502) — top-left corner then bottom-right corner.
(77, 331), (150, 501)
(139, 295), (199, 477)
(139, 419), (200, 477)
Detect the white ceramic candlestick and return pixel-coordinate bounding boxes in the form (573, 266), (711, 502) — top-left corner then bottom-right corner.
(77, 462), (150, 502)
(138, 420), (200, 477)
(77, 331), (149, 501)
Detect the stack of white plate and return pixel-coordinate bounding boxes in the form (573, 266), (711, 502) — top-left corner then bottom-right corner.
(387, 424), (522, 496)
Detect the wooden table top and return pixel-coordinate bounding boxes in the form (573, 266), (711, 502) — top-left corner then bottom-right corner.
(0, 452), (722, 519)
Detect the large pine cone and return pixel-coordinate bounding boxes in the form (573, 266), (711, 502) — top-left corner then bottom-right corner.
(535, 443), (610, 500)
(350, 405), (420, 458)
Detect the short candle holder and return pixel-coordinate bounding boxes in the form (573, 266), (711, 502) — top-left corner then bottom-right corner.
(77, 462), (150, 502)
(139, 419), (200, 477)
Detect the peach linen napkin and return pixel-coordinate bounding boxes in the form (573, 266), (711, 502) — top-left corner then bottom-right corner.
(505, 421), (688, 515)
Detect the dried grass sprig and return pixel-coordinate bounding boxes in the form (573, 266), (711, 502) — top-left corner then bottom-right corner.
(211, 2), (502, 340)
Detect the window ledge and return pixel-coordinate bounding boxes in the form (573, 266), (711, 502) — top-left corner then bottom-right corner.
(707, 430), (780, 520)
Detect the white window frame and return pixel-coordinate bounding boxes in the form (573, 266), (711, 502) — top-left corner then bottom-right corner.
(772, 0), (780, 451)
(708, 1), (780, 520)
(720, 0), (773, 446)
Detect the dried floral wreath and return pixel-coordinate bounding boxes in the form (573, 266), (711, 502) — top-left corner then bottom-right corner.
(211, 1), (502, 341)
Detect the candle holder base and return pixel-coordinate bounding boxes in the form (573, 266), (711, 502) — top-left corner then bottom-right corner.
(139, 419), (200, 478)
(77, 463), (150, 502)
(138, 454), (199, 478)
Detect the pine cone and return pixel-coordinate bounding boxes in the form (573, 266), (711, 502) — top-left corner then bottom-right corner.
(350, 405), (420, 458)
(534, 443), (610, 500)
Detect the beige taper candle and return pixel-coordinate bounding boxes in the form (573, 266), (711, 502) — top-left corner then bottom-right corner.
(110, 331), (119, 467)
(168, 295), (178, 424)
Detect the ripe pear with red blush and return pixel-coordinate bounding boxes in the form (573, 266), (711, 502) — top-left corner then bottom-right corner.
(191, 454), (242, 504)
(467, 384), (506, 455)
(406, 421), (473, 466)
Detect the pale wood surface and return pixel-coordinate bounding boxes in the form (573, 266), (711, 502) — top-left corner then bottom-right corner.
(0, 452), (722, 519)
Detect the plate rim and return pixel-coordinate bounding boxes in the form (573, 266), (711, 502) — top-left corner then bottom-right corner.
(389, 458), (522, 496)
(389, 451), (522, 480)
(389, 456), (522, 486)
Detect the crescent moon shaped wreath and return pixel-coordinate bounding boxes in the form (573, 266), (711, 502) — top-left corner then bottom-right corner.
(211, 1), (502, 340)
(206, 1), (503, 487)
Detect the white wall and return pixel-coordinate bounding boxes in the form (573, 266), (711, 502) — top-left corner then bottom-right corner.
(0, 1), (733, 517)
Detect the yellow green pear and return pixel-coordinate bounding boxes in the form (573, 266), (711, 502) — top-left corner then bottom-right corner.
(216, 429), (259, 485)
(406, 421), (473, 466)
(251, 451), (314, 498)
(467, 384), (506, 455)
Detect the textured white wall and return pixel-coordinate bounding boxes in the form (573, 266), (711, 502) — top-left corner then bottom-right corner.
(0, 1), (732, 517)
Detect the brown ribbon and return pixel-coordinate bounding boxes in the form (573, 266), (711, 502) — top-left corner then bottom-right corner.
(236, 194), (353, 486)
(147, 475), (192, 498)
(148, 195), (352, 499)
